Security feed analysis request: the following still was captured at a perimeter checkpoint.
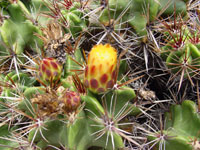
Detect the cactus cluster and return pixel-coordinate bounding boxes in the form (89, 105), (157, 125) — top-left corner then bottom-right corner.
(0, 0), (200, 150)
(159, 15), (200, 89)
(96, 0), (187, 37)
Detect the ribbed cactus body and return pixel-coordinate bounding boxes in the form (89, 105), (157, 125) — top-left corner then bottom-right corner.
(61, 2), (88, 38)
(163, 42), (200, 78)
(84, 44), (117, 93)
(39, 58), (62, 83)
(0, 0), (43, 55)
(148, 100), (200, 150)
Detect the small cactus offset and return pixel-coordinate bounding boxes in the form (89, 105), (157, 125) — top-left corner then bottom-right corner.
(1, 0), (200, 150)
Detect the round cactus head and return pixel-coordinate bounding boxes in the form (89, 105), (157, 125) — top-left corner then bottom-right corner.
(84, 43), (117, 93)
(39, 58), (62, 84)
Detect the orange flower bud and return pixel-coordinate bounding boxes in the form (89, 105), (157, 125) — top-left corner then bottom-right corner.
(84, 44), (117, 93)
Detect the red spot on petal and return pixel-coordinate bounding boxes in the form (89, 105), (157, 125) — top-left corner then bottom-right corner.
(67, 99), (71, 105)
(90, 65), (95, 75)
(106, 80), (114, 89)
(85, 66), (88, 77)
(73, 97), (79, 103)
(109, 64), (114, 73)
(65, 94), (69, 98)
(99, 64), (102, 71)
(112, 70), (116, 79)
(43, 59), (50, 67)
(100, 74), (108, 84)
(46, 69), (51, 77)
(90, 79), (98, 89)
(51, 61), (58, 69)
(42, 64), (46, 72)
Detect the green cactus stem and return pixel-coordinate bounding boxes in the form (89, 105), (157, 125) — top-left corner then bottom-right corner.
(159, 0), (187, 17)
(162, 41), (200, 78)
(61, 2), (88, 38)
(148, 100), (200, 150)
(0, 0), (43, 55)
(98, 0), (187, 37)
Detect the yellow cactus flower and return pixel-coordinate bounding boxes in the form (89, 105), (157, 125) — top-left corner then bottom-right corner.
(84, 43), (117, 93)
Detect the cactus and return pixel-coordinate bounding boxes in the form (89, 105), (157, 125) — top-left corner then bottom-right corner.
(148, 100), (200, 150)
(159, 0), (188, 17)
(160, 21), (200, 89)
(96, 0), (187, 37)
(165, 43), (200, 77)
(0, 0), (43, 55)
(0, 0), (10, 8)
(61, 2), (88, 38)
(0, 40), (139, 149)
